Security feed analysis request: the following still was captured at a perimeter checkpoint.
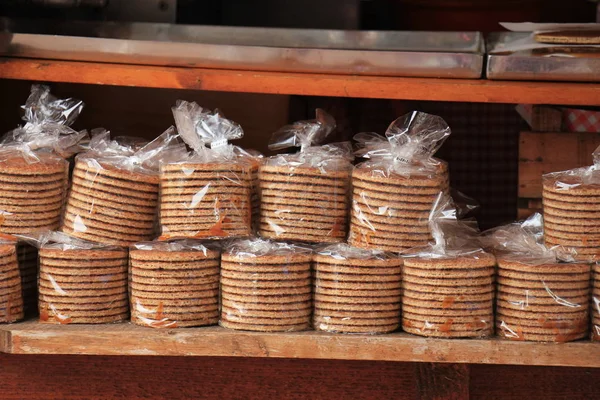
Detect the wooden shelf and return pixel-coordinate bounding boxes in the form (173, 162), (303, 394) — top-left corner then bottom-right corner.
(1, 57), (600, 106)
(1, 321), (599, 368)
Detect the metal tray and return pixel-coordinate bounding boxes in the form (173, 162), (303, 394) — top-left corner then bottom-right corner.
(487, 32), (600, 82)
(0, 19), (484, 79)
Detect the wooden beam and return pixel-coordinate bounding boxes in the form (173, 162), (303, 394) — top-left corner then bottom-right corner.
(1, 322), (600, 368)
(416, 363), (469, 400)
(1, 58), (600, 105)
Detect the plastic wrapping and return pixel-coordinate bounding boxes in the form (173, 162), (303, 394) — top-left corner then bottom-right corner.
(62, 127), (185, 246)
(36, 231), (128, 324)
(348, 111), (451, 253)
(401, 192), (495, 338)
(0, 239), (23, 323)
(0, 85), (87, 236)
(483, 213), (591, 342)
(313, 243), (402, 334)
(158, 101), (253, 240)
(129, 239), (220, 328)
(219, 238), (312, 332)
(542, 146), (600, 261)
(259, 109), (353, 244)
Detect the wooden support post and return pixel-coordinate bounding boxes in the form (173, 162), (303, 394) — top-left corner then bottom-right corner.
(415, 363), (470, 400)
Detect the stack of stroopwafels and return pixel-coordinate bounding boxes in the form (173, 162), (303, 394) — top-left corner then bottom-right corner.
(0, 244), (23, 323)
(250, 162), (260, 232)
(402, 253), (495, 338)
(258, 164), (350, 243)
(62, 160), (158, 246)
(594, 263), (600, 341)
(349, 164), (449, 253)
(496, 258), (590, 342)
(542, 176), (600, 261)
(0, 155), (68, 235)
(38, 244), (128, 324)
(129, 242), (220, 328)
(220, 240), (312, 332)
(313, 244), (402, 334)
(17, 243), (38, 315)
(159, 163), (252, 239)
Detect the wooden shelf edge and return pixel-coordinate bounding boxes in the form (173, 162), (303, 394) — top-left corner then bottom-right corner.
(1, 321), (599, 367)
(1, 57), (600, 105)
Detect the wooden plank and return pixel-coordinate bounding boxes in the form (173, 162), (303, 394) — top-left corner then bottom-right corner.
(2, 58), (600, 105)
(471, 365), (600, 400)
(0, 354), (417, 399)
(518, 131), (600, 198)
(416, 363), (469, 400)
(2, 321), (600, 368)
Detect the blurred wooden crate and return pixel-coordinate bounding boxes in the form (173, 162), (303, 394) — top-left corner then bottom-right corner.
(518, 130), (600, 218)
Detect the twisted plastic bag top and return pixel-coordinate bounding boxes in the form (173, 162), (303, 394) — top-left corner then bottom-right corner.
(354, 111), (451, 178)
(316, 242), (396, 261)
(265, 109), (353, 171)
(407, 192), (484, 259)
(78, 127), (186, 175)
(172, 100), (244, 162)
(225, 237), (312, 258)
(1, 85), (87, 161)
(543, 143), (600, 188)
(132, 239), (220, 255)
(481, 213), (575, 265)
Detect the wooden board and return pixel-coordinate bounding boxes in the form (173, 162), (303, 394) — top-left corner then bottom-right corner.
(518, 131), (600, 198)
(2, 58), (600, 105)
(1, 321), (600, 368)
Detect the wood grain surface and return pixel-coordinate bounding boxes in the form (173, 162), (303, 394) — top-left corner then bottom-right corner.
(1, 58), (600, 105)
(2, 322), (600, 368)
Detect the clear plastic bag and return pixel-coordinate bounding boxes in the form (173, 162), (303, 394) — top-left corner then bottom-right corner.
(401, 192), (495, 338)
(348, 111), (451, 253)
(62, 127), (185, 246)
(259, 109), (353, 244)
(542, 145), (600, 262)
(219, 238), (312, 332)
(129, 239), (221, 328)
(483, 213), (591, 342)
(312, 243), (402, 334)
(158, 101), (254, 240)
(35, 231), (128, 324)
(0, 238), (23, 324)
(0, 85), (87, 236)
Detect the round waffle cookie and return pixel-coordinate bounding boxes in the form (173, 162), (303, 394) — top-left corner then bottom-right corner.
(219, 243), (312, 332)
(496, 258), (591, 342)
(349, 165), (448, 252)
(258, 164), (350, 244)
(401, 253), (495, 338)
(158, 163), (253, 240)
(130, 243), (221, 328)
(0, 156), (68, 236)
(0, 244), (24, 323)
(312, 245), (402, 334)
(62, 160), (159, 246)
(38, 245), (128, 324)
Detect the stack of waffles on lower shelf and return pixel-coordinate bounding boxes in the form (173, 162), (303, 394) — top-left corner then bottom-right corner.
(129, 241), (220, 328)
(312, 244), (402, 334)
(496, 258), (590, 342)
(38, 242), (128, 324)
(401, 253), (496, 338)
(0, 244), (23, 323)
(220, 239), (312, 332)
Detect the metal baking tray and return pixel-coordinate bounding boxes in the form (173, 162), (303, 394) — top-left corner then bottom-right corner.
(0, 19), (484, 78)
(487, 32), (600, 82)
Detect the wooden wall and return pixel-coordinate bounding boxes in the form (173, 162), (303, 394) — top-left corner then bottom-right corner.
(1, 354), (599, 399)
